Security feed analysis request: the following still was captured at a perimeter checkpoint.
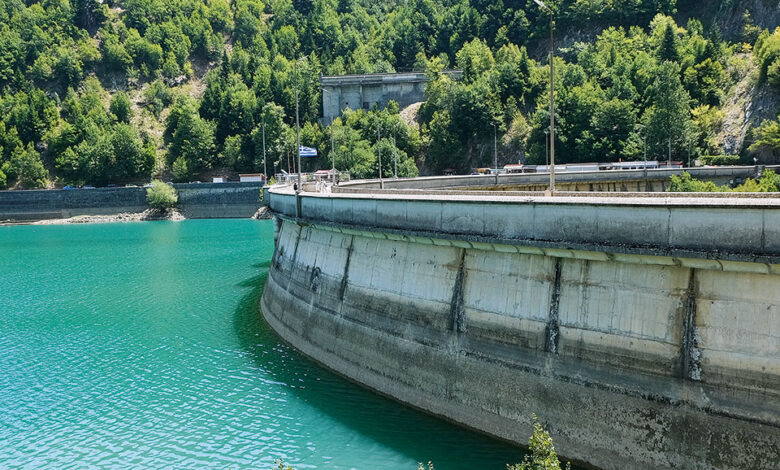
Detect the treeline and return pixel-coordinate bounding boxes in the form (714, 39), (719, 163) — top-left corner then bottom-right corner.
(0, 0), (778, 189)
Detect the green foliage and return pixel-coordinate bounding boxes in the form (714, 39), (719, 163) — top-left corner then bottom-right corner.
(754, 28), (780, 90)
(668, 170), (780, 192)
(146, 179), (178, 210)
(142, 81), (172, 116)
(171, 156), (189, 182)
(273, 459), (295, 470)
(508, 415), (571, 470)
(0, 0), (770, 186)
(8, 143), (49, 189)
(750, 115), (780, 156)
(110, 92), (133, 124)
(0, 167), (6, 190)
(167, 104), (217, 173)
(699, 154), (739, 165)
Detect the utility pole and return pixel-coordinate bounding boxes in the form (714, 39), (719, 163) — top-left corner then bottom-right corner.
(535, 0), (555, 194)
(294, 55), (309, 193)
(262, 118), (267, 184)
(393, 136), (398, 179)
(493, 123), (498, 185)
(668, 137), (672, 168)
(377, 126), (384, 189)
(295, 87), (301, 193)
(331, 131), (335, 171)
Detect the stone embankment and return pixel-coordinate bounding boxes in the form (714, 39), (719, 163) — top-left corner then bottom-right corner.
(29, 209), (185, 225)
(261, 183), (780, 470)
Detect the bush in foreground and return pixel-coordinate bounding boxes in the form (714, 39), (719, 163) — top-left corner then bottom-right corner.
(146, 180), (178, 210)
(508, 415), (571, 470)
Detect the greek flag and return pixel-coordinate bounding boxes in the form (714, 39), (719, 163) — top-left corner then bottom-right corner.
(299, 146), (318, 157)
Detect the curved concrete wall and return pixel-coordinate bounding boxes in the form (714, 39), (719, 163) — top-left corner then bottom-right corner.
(261, 187), (780, 469)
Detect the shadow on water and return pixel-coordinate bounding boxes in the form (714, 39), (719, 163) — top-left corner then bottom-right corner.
(232, 265), (528, 469)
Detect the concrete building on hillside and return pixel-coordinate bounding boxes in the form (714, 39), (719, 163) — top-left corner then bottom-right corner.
(320, 71), (462, 125)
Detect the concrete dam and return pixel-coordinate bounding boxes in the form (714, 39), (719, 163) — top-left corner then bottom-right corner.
(260, 171), (780, 470)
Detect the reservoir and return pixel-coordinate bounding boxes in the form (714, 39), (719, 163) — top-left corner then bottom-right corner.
(0, 219), (525, 469)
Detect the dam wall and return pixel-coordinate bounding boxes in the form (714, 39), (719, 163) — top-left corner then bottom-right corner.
(0, 182), (262, 221)
(261, 187), (780, 470)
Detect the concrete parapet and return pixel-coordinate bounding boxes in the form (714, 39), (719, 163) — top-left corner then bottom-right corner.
(262, 183), (780, 469)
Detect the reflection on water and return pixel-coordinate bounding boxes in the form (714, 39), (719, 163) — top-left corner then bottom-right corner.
(0, 219), (525, 469)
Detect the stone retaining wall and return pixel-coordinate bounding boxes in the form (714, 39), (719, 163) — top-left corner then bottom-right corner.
(0, 182), (263, 221)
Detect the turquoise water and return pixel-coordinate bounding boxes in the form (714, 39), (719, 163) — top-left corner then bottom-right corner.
(0, 219), (526, 469)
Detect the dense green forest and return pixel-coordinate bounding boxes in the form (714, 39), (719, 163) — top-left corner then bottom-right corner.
(0, 0), (778, 188)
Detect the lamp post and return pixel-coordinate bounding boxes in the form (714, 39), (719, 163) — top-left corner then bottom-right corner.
(492, 122), (498, 185)
(294, 55), (309, 194)
(262, 117), (267, 184)
(534, 0), (555, 194)
(377, 125), (384, 189)
(393, 136), (398, 179)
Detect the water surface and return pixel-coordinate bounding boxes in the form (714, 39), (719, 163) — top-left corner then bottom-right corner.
(0, 219), (526, 469)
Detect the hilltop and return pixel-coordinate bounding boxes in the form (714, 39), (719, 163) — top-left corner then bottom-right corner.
(0, 0), (778, 189)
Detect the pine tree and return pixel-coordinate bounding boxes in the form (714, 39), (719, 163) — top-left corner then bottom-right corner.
(658, 23), (679, 62)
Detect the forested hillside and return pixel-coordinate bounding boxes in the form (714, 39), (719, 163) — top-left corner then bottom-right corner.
(0, 0), (778, 188)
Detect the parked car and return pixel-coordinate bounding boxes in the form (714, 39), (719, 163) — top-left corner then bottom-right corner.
(62, 185), (76, 190)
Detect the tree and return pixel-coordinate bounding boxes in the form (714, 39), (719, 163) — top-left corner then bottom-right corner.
(168, 109), (217, 173)
(749, 115), (780, 158)
(172, 156), (189, 182)
(657, 22), (679, 63)
(8, 143), (48, 189)
(643, 62), (692, 160)
(110, 92), (133, 124)
(507, 415), (570, 470)
(146, 180), (178, 210)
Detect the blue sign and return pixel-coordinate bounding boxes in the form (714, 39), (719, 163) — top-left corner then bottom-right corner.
(299, 146), (318, 157)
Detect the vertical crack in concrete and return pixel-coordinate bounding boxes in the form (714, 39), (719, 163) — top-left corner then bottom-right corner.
(450, 248), (467, 334)
(680, 268), (702, 381)
(545, 258), (562, 354)
(339, 236), (354, 301)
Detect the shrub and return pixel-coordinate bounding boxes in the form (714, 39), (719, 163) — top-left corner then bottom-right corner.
(508, 415), (571, 470)
(110, 92), (133, 124)
(171, 156), (189, 182)
(0, 167), (6, 189)
(146, 179), (178, 210)
(699, 154), (740, 166)
(668, 172), (721, 192)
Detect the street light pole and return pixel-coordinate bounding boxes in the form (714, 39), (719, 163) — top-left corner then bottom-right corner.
(534, 0), (555, 194)
(393, 136), (398, 179)
(294, 55), (309, 194)
(492, 123), (498, 185)
(377, 126), (384, 189)
(295, 87), (301, 192)
(262, 118), (267, 184)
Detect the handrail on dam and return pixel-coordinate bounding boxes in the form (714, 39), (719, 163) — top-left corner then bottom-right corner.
(334, 165), (776, 190)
